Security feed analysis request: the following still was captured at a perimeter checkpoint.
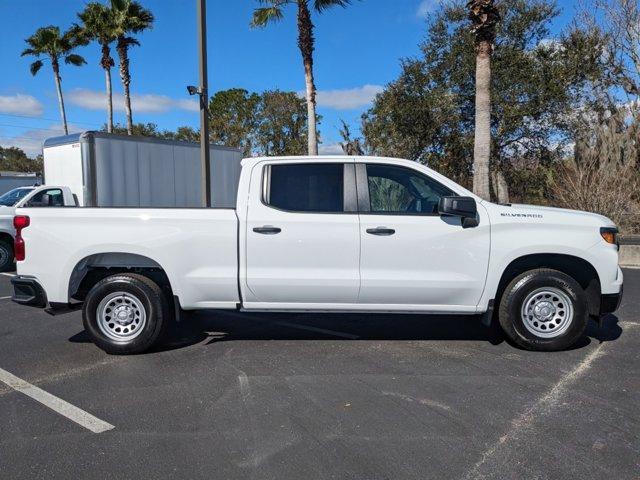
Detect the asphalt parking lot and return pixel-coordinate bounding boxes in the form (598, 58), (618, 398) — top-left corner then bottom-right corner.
(0, 270), (638, 480)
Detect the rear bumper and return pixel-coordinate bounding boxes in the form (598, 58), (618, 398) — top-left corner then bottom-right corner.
(11, 276), (47, 308)
(600, 285), (623, 315)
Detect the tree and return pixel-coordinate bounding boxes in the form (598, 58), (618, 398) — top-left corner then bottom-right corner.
(106, 122), (196, 140)
(110, 0), (154, 135)
(77, 3), (119, 133)
(21, 26), (86, 135)
(251, 0), (353, 156)
(363, 0), (604, 201)
(256, 90), (310, 156)
(339, 119), (364, 155)
(468, 0), (500, 200)
(0, 147), (43, 174)
(208, 89), (261, 157)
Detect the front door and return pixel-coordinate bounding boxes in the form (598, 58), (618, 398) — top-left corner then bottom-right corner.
(357, 163), (490, 312)
(244, 161), (361, 307)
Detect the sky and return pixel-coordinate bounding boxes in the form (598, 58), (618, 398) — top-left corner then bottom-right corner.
(0, 0), (579, 157)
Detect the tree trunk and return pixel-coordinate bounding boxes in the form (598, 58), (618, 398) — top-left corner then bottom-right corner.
(101, 43), (114, 133)
(116, 38), (133, 135)
(297, 1), (318, 156)
(492, 170), (510, 204)
(472, 40), (492, 200)
(51, 57), (68, 135)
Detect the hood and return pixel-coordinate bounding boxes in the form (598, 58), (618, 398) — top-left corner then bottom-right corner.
(487, 202), (616, 228)
(0, 205), (14, 216)
(0, 206), (15, 232)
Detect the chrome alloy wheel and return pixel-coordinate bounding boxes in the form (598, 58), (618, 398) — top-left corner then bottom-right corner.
(96, 292), (147, 341)
(521, 287), (574, 338)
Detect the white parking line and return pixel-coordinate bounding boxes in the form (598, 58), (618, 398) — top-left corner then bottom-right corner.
(0, 296), (11, 301)
(0, 367), (114, 434)
(0, 272), (16, 277)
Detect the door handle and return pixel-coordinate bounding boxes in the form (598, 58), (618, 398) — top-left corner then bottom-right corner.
(253, 226), (282, 235)
(366, 227), (395, 236)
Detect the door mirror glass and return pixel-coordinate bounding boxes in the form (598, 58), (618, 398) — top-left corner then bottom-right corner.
(438, 196), (479, 227)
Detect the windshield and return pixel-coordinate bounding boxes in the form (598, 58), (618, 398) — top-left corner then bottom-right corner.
(0, 188), (33, 207)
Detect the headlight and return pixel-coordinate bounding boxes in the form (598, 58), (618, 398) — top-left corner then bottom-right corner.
(600, 227), (619, 248)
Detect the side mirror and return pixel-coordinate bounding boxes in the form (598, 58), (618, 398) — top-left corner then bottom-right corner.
(438, 196), (479, 228)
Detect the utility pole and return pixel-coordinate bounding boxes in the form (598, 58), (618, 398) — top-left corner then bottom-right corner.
(197, 0), (211, 207)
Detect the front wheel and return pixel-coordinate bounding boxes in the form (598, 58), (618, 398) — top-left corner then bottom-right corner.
(498, 269), (589, 351)
(83, 273), (169, 355)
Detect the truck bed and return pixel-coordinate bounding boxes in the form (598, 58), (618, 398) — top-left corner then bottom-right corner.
(17, 207), (240, 309)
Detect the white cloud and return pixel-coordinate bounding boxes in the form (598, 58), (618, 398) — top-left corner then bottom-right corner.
(67, 89), (199, 113)
(309, 85), (384, 110)
(319, 142), (345, 155)
(0, 94), (44, 117)
(0, 123), (82, 157)
(417, 0), (438, 17)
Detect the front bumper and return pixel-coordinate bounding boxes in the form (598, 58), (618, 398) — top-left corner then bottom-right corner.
(600, 285), (623, 315)
(11, 276), (47, 308)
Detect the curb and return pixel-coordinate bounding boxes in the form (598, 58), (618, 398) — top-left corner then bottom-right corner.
(620, 245), (640, 267)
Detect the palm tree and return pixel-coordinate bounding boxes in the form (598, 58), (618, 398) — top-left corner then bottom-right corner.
(251, 0), (352, 156)
(111, 0), (154, 135)
(78, 3), (118, 133)
(468, 0), (500, 200)
(21, 26), (86, 135)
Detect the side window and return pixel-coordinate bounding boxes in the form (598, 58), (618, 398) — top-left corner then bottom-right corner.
(265, 163), (344, 213)
(366, 164), (453, 215)
(26, 189), (64, 207)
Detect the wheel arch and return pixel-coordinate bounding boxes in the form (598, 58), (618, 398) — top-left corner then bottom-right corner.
(68, 252), (174, 303)
(493, 253), (601, 318)
(0, 231), (13, 245)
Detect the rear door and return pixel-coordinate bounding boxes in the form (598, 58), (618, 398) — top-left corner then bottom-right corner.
(244, 160), (361, 307)
(357, 162), (490, 312)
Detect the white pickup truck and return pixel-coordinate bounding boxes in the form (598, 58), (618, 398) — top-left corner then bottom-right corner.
(10, 156), (622, 354)
(0, 185), (76, 271)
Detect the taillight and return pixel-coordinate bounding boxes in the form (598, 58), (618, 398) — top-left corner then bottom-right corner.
(13, 215), (30, 261)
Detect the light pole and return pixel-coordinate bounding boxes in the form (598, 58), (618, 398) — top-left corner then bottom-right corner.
(191, 0), (211, 208)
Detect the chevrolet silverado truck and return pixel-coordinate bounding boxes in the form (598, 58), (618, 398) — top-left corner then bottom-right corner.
(10, 156), (623, 354)
(0, 185), (76, 271)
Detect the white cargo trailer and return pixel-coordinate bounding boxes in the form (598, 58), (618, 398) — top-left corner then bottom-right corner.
(43, 131), (243, 208)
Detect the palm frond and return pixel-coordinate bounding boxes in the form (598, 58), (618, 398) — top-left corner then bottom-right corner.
(64, 53), (87, 66)
(78, 2), (118, 43)
(21, 48), (38, 57)
(29, 60), (44, 76)
(313, 0), (352, 13)
(118, 36), (140, 48)
(110, 0), (129, 13)
(251, 7), (285, 27)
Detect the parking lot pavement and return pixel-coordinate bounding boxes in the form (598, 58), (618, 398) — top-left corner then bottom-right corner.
(0, 271), (638, 480)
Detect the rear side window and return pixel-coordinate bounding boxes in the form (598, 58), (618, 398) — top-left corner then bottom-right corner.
(265, 164), (344, 213)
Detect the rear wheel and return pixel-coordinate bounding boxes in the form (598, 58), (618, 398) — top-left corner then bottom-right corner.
(83, 273), (168, 354)
(0, 240), (14, 272)
(498, 269), (589, 351)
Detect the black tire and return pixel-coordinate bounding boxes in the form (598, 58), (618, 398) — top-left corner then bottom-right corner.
(0, 240), (14, 272)
(83, 273), (169, 355)
(498, 268), (588, 351)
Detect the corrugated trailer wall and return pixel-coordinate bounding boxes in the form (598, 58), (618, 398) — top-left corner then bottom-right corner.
(92, 135), (242, 208)
(44, 132), (243, 208)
